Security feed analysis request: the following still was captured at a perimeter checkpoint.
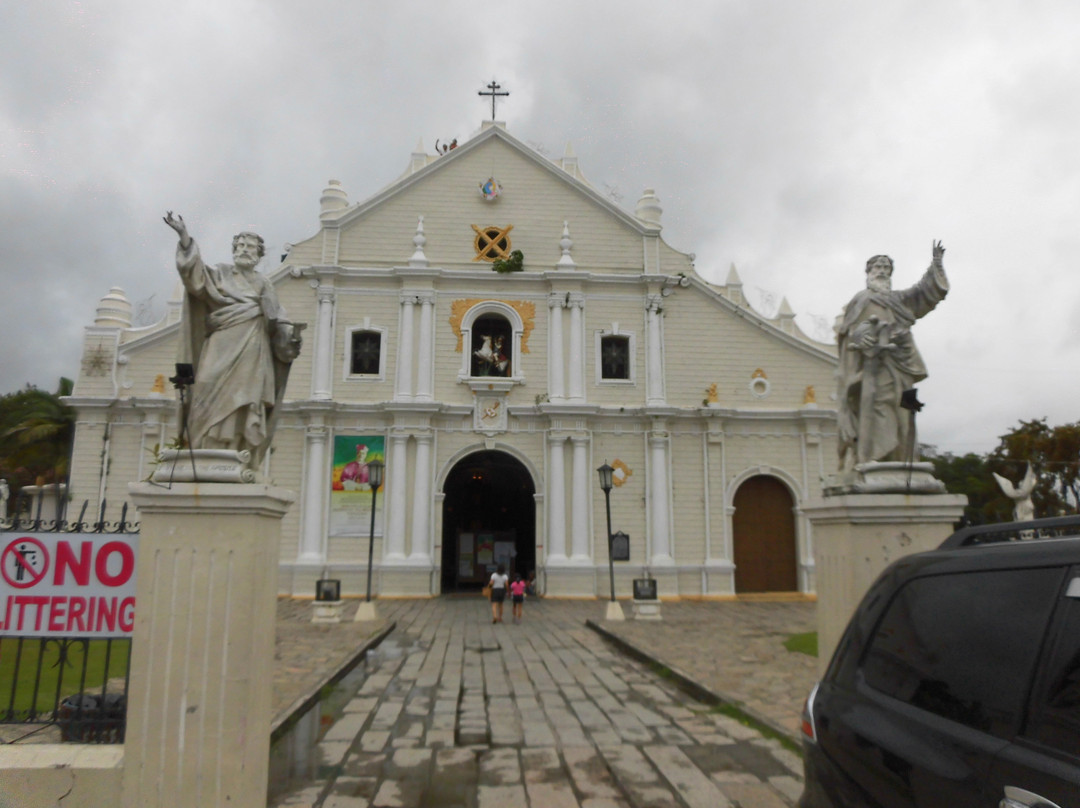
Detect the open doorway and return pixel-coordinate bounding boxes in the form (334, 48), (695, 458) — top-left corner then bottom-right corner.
(440, 450), (536, 593)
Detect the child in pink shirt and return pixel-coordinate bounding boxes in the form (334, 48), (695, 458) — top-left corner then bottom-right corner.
(509, 574), (527, 623)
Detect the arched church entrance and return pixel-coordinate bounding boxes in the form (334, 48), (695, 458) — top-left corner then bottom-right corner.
(440, 451), (536, 594)
(732, 475), (798, 593)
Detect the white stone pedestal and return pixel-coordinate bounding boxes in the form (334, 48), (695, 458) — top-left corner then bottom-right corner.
(804, 492), (966, 676)
(124, 482), (294, 808)
(632, 599), (662, 620)
(312, 600), (346, 623)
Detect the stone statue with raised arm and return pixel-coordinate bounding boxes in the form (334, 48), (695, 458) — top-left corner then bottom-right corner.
(835, 241), (949, 474)
(993, 463), (1037, 523)
(163, 212), (303, 479)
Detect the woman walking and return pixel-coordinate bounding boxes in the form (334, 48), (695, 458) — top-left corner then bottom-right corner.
(488, 564), (509, 623)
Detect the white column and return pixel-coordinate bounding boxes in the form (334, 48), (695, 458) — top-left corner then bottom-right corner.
(646, 295), (665, 405)
(547, 435), (567, 561)
(649, 430), (673, 563)
(570, 435), (590, 561)
(548, 294), (565, 401)
(408, 433), (433, 562)
(567, 295), (585, 401)
(415, 292), (435, 401)
(297, 423), (328, 563)
(395, 294), (416, 400)
(311, 286), (335, 400)
(384, 432), (409, 559)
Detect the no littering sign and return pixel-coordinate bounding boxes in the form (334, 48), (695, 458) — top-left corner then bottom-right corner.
(0, 533), (138, 638)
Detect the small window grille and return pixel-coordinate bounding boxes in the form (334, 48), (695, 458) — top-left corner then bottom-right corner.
(600, 335), (630, 380)
(350, 331), (381, 375)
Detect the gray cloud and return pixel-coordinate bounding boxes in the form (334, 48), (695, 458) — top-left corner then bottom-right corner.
(2, 1), (1079, 454)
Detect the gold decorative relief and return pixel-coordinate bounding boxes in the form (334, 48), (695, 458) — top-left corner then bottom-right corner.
(611, 459), (633, 488)
(471, 224), (513, 261)
(450, 299), (535, 353)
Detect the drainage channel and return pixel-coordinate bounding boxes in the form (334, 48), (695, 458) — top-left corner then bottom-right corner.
(267, 623), (400, 804)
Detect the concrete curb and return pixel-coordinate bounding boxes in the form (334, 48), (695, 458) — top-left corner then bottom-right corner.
(585, 619), (800, 745)
(271, 621), (396, 741)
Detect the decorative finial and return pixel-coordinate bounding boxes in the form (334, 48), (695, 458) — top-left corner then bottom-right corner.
(409, 215), (429, 268)
(556, 221), (576, 269)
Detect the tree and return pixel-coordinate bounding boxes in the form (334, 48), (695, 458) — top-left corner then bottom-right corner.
(930, 452), (1011, 526)
(989, 418), (1080, 517)
(0, 378), (76, 503)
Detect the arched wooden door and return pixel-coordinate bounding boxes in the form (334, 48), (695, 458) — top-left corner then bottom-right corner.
(732, 475), (798, 593)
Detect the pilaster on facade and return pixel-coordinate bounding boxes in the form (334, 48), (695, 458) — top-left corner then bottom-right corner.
(311, 282), (336, 400)
(546, 433), (568, 561)
(569, 434), (591, 562)
(648, 426), (674, 565)
(645, 294), (666, 406)
(408, 432), (434, 563)
(394, 293), (418, 401)
(384, 431), (410, 560)
(547, 293), (566, 402)
(415, 291), (436, 402)
(298, 419), (330, 564)
(566, 293), (586, 402)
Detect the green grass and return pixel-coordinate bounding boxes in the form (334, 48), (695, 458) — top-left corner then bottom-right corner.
(0, 638), (130, 716)
(784, 631), (818, 657)
(710, 702), (802, 756)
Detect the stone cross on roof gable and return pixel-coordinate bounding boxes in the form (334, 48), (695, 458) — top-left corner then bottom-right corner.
(478, 80), (509, 121)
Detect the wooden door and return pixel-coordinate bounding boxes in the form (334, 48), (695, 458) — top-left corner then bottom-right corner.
(732, 476), (797, 593)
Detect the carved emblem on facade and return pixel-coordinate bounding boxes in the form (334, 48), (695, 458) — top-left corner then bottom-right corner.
(471, 224), (513, 261)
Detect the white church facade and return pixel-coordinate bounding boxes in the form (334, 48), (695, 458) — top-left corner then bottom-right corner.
(67, 121), (839, 599)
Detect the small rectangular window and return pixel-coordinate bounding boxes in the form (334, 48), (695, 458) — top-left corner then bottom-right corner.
(600, 335), (630, 380)
(350, 331), (381, 375)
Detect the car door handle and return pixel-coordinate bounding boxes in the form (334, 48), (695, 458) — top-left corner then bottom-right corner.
(1000, 785), (1062, 808)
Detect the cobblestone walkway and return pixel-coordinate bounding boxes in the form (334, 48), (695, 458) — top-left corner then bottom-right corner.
(270, 598), (804, 808)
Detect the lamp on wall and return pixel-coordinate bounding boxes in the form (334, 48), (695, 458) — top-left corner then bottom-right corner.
(597, 462), (625, 621)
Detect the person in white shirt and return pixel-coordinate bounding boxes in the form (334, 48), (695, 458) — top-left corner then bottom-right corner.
(488, 564), (509, 623)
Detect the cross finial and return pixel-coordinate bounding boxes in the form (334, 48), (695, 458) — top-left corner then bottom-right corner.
(478, 79), (510, 121)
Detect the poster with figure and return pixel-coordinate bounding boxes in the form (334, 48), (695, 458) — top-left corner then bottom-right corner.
(330, 435), (385, 536)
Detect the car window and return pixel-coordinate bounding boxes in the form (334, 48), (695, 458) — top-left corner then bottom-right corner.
(1025, 579), (1080, 757)
(862, 567), (1065, 739)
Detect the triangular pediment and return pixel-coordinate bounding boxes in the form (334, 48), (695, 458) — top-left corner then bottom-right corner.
(286, 123), (683, 273)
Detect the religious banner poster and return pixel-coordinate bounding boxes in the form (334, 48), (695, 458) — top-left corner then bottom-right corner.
(329, 435), (385, 536)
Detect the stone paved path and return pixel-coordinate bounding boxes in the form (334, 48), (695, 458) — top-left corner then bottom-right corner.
(270, 599), (804, 808)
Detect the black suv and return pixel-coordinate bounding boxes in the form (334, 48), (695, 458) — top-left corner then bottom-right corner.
(801, 516), (1080, 807)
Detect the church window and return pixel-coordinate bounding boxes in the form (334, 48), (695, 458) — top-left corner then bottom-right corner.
(601, 336), (630, 379)
(350, 330), (382, 376)
(595, 327), (635, 385)
(471, 314), (513, 377)
(472, 224), (513, 262)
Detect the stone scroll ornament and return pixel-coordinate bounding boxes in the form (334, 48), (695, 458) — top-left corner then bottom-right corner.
(835, 241), (949, 472)
(159, 212), (303, 480)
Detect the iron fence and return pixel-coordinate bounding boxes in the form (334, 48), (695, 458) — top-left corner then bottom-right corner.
(0, 493), (137, 744)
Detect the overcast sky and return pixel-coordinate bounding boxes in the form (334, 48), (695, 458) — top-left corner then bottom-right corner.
(2, 1), (1078, 456)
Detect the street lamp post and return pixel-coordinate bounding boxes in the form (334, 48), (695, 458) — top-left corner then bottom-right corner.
(355, 459), (385, 621)
(597, 462), (625, 621)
